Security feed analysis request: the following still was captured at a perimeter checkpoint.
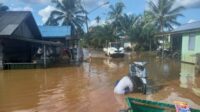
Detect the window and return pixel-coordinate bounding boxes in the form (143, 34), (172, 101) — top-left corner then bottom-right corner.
(188, 33), (196, 51)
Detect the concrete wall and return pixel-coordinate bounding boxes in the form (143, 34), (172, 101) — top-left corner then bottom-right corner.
(181, 32), (200, 63)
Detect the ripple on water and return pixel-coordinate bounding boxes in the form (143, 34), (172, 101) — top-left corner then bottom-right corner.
(0, 54), (200, 111)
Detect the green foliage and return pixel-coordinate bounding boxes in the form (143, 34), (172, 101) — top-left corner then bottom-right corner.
(108, 2), (125, 36)
(146, 0), (184, 32)
(95, 16), (101, 24)
(119, 13), (139, 39)
(82, 25), (116, 48)
(85, 0), (184, 51)
(0, 3), (9, 11)
(46, 0), (86, 36)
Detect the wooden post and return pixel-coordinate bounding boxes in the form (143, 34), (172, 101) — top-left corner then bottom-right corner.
(43, 44), (46, 68)
(0, 41), (3, 70)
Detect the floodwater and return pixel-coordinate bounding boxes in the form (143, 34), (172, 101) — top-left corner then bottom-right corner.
(0, 53), (200, 112)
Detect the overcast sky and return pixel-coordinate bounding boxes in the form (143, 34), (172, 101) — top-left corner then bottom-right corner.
(1, 0), (200, 26)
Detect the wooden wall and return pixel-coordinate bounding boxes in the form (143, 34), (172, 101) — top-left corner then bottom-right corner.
(13, 22), (34, 39)
(3, 39), (33, 63)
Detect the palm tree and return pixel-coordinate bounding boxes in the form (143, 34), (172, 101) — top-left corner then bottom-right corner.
(119, 14), (139, 38)
(147, 0), (184, 56)
(108, 2), (125, 35)
(146, 0), (184, 32)
(45, 0), (86, 36)
(95, 16), (101, 25)
(141, 12), (158, 51)
(83, 25), (115, 48)
(0, 3), (9, 11)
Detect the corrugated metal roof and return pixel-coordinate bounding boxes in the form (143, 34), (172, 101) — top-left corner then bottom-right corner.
(0, 11), (42, 39)
(0, 11), (30, 35)
(39, 26), (71, 38)
(0, 24), (18, 35)
(174, 21), (200, 32)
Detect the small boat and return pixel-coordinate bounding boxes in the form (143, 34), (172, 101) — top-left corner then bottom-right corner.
(121, 97), (200, 112)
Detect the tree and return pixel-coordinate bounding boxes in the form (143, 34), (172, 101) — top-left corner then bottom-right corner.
(146, 0), (184, 55)
(119, 14), (139, 39)
(108, 2), (125, 35)
(0, 3), (9, 11)
(46, 0), (86, 36)
(122, 14), (157, 51)
(95, 16), (101, 25)
(142, 12), (158, 51)
(146, 0), (184, 32)
(82, 25), (116, 48)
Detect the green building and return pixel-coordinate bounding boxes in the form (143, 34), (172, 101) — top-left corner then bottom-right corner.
(181, 32), (200, 64)
(163, 21), (200, 64)
(175, 21), (200, 64)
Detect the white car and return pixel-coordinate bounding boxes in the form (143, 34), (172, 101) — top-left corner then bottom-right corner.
(103, 42), (124, 57)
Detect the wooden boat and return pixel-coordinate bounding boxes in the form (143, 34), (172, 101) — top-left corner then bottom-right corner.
(122, 97), (200, 112)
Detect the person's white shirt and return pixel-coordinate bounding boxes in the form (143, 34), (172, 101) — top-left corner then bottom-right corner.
(114, 76), (133, 94)
(37, 48), (42, 54)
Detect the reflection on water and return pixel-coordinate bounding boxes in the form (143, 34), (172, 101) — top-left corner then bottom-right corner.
(0, 53), (200, 112)
(103, 58), (125, 69)
(179, 63), (200, 98)
(180, 63), (196, 88)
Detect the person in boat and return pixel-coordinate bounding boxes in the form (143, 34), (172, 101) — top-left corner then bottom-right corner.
(114, 62), (147, 94)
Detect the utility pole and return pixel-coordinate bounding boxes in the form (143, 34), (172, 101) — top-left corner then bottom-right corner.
(84, 1), (109, 33)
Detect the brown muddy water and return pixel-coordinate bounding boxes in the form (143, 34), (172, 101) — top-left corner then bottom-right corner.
(0, 53), (200, 112)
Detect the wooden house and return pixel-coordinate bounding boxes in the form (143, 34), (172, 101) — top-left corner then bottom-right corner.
(0, 11), (62, 69)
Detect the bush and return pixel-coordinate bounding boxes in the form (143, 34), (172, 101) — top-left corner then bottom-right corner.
(134, 44), (147, 52)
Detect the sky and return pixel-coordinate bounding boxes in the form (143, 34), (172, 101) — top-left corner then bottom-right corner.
(1, 0), (200, 27)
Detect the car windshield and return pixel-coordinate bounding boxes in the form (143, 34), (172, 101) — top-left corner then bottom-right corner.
(111, 43), (121, 48)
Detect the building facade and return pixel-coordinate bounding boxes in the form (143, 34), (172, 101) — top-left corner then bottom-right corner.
(0, 11), (63, 69)
(161, 21), (200, 64)
(181, 32), (200, 63)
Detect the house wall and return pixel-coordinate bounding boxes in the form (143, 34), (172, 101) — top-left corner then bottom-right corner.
(3, 39), (32, 63)
(13, 22), (34, 39)
(1, 22), (36, 64)
(181, 32), (200, 63)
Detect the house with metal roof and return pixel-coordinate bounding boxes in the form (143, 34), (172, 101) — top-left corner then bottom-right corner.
(39, 26), (71, 46)
(0, 11), (40, 69)
(0, 11), (63, 69)
(159, 21), (200, 64)
(39, 26), (71, 38)
(39, 26), (83, 62)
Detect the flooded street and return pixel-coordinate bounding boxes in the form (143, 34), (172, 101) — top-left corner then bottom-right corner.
(0, 53), (200, 112)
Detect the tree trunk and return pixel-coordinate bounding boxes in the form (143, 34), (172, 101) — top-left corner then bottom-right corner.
(160, 20), (164, 59)
(148, 31), (152, 52)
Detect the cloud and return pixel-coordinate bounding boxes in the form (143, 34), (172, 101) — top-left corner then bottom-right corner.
(174, 0), (200, 8)
(147, 0), (200, 9)
(17, 0), (49, 4)
(89, 19), (106, 26)
(38, 5), (56, 23)
(82, 0), (109, 11)
(0, 0), (4, 3)
(11, 6), (33, 12)
(97, 0), (109, 8)
(188, 19), (197, 23)
(126, 12), (133, 15)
